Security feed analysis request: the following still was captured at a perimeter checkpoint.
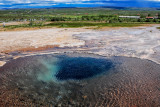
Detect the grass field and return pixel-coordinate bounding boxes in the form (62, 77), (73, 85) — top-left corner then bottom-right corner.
(1, 22), (144, 30)
(0, 8), (160, 30)
(47, 22), (143, 27)
(0, 8), (160, 22)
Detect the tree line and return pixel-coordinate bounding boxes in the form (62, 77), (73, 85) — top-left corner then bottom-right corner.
(50, 15), (160, 23)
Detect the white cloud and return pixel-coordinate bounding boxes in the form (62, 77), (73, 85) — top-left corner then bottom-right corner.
(0, 0), (90, 3)
(0, 0), (160, 4)
(147, 0), (160, 1)
(0, 0), (160, 8)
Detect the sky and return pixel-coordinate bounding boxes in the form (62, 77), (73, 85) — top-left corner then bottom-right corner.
(0, 0), (160, 9)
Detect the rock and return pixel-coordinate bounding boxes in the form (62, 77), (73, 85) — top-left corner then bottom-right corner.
(0, 61), (6, 67)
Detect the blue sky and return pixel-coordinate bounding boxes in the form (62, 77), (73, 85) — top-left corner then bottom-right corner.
(0, 0), (160, 9)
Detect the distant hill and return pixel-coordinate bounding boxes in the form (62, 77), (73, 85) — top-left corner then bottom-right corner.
(99, 6), (160, 11)
(1, 6), (160, 11)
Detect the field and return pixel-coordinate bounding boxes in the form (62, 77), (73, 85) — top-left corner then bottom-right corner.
(0, 8), (160, 30)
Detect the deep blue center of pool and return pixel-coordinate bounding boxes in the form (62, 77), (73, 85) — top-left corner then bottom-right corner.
(55, 57), (113, 80)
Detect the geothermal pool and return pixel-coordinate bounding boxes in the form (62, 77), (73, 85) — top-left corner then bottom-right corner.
(0, 53), (160, 106)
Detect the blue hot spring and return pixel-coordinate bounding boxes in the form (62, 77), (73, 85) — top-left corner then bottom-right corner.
(36, 55), (113, 82)
(55, 57), (113, 80)
(0, 53), (160, 106)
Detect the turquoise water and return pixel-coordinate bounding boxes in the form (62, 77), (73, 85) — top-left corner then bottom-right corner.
(37, 57), (59, 82)
(37, 56), (113, 82)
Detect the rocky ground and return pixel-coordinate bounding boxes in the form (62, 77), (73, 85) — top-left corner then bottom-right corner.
(0, 24), (160, 66)
(74, 25), (160, 64)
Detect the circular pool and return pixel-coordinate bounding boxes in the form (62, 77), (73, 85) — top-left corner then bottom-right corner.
(0, 53), (160, 106)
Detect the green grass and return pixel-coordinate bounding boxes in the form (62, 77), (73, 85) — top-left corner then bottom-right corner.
(157, 27), (160, 29)
(4, 24), (40, 29)
(1, 8), (160, 22)
(46, 22), (142, 28)
(2, 22), (149, 30)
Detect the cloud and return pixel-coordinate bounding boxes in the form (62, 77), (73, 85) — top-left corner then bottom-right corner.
(0, 0), (160, 9)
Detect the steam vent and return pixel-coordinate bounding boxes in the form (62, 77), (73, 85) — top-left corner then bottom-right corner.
(0, 53), (160, 106)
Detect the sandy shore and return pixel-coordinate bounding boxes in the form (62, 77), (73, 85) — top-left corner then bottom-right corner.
(0, 24), (160, 66)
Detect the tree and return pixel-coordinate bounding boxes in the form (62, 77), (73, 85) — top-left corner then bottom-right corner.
(158, 13), (160, 19)
(153, 19), (157, 22)
(148, 13), (151, 17)
(137, 18), (141, 22)
(29, 20), (34, 26)
(140, 14), (146, 18)
(146, 19), (150, 22)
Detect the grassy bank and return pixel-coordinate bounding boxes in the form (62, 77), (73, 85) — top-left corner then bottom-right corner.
(46, 22), (143, 28)
(157, 27), (160, 29)
(1, 22), (146, 31)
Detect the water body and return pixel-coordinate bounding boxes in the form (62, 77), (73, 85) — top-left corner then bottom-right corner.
(56, 56), (113, 81)
(0, 53), (160, 106)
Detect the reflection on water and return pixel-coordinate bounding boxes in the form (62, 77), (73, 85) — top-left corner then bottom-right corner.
(0, 53), (160, 106)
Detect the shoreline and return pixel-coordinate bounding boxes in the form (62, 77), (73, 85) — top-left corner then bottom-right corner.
(1, 24), (160, 67)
